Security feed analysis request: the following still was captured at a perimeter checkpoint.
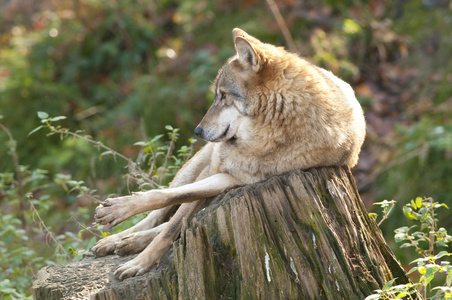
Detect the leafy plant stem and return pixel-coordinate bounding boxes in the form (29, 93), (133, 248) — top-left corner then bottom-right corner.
(0, 122), (27, 230)
(159, 132), (175, 186)
(45, 123), (157, 188)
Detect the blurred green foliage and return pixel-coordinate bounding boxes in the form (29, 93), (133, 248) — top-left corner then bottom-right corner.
(369, 197), (452, 299)
(1, 0), (452, 298)
(0, 112), (197, 298)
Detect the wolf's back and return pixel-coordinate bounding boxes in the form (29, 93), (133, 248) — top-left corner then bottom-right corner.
(237, 37), (366, 170)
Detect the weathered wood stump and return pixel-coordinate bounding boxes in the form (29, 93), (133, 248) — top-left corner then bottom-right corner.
(32, 167), (409, 299)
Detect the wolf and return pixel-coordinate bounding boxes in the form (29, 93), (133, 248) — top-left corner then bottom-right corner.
(91, 28), (366, 280)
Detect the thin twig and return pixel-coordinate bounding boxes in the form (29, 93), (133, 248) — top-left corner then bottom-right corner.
(54, 127), (130, 162)
(266, 0), (298, 53)
(377, 200), (396, 226)
(29, 199), (73, 261)
(68, 216), (102, 238)
(135, 118), (147, 167)
(425, 197), (436, 256)
(159, 135), (175, 186)
(49, 126), (155, 187)
(357, 146), (426, 190)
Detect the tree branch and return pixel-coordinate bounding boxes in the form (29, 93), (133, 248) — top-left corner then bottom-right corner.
(266, 0), (298, 53)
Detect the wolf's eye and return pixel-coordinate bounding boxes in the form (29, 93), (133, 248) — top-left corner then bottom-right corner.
(220, 92), (226, 101)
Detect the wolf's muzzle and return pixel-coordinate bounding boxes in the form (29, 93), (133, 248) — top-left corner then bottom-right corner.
(194, 126), (203, 138)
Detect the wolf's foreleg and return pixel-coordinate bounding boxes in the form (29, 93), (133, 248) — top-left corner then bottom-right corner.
(91, 206), (173, 256)
(114, 199), (206, 280)
(92, 144), (213, 256)
(94, 173), (241, 228)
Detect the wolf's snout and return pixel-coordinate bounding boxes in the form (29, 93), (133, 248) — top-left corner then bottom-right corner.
(194, 126), (203, 138)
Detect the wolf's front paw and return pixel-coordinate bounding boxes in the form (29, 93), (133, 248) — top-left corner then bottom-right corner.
(114, 225), (165, 256)
(114, 256), (158, 280)
(94, 196), (136, 228)
(91, 234), (122, 257)
(114, 232), (150, 256)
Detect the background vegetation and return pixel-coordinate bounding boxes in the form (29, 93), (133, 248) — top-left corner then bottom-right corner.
(0, 0), (451, 298)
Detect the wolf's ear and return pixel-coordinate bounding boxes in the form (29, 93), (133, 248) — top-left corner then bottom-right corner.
(234, 37), (260, 72)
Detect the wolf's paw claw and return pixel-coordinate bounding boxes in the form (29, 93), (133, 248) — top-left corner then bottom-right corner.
(114, 235), (141, 256)
(91, 235), (120, 257)
(101, 199), (112, 206)
(115, 263), (146, 280)
(114, 256), (159, 280)
(114, 231), (155, 256)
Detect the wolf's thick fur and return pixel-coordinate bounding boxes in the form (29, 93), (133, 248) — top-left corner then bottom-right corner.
(92, 28), (366, 280)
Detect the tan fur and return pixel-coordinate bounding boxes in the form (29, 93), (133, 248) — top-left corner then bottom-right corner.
(92, 28), (366, 280)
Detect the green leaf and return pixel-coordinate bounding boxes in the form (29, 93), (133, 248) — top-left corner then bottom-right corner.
(412, 231), (426, 239)
(151, 134), (164, 143)
(403, 207), (418, 220)
(368, 213), (378, 219)
(374, 200), (393, 208)
(411, 257), (428, 264)
(99, 229), (110, 238)
(37, 111), (49, 119)
(438, 227), (447, 234)
(395, 291), (408, 299)
(406, 267), (418, 275)
(395, 226), (410, 233)
(383, 278), (398, 290)
(418, 266), (426, 274)
(99, 151), (113, 159)
(364, 294), (381, 300)
(28, 125), (43, 136)
(343, 18), (361, 35)
(418, 207), (428, 214)
(134, 141), (148, 146)
(50, 116), (66, 122)
(433, 251), (450, 260)
(165, 125), (173, 131)
(395, 232), (407, 243)
(423, 267), (436, 285)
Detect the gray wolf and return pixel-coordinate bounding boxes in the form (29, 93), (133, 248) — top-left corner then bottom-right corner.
(91, 28), (366, 280)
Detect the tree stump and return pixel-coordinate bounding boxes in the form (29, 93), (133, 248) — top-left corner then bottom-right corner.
(32, 167), (409, 299)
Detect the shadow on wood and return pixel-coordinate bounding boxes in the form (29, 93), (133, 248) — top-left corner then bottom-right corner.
(32, 167), (409, 299)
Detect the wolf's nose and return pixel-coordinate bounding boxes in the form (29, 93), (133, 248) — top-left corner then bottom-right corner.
(194, 126), (203, 137)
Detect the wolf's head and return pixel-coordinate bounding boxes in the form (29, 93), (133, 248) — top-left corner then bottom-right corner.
(195, 28), (310, 143)
(194, 28), (270, 143)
